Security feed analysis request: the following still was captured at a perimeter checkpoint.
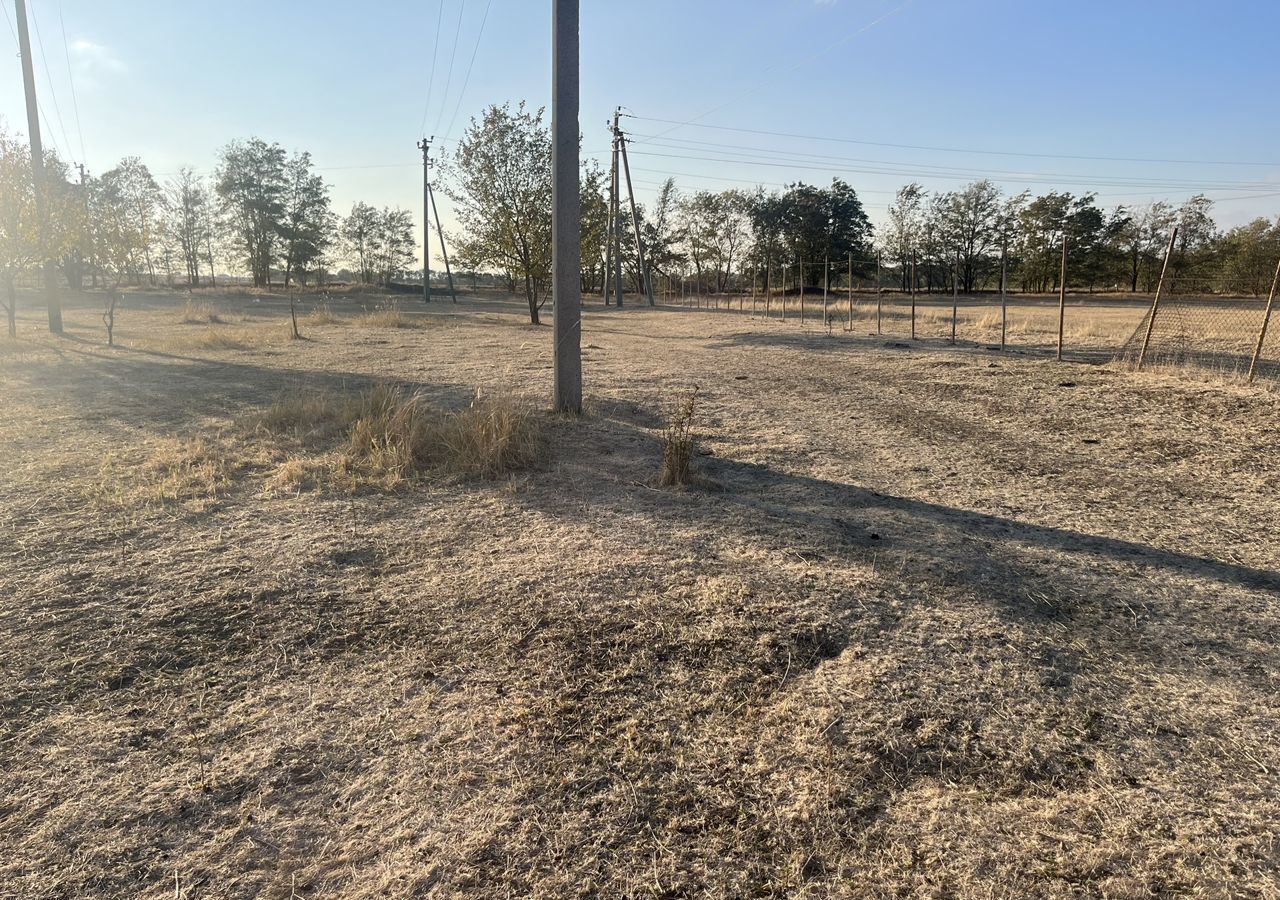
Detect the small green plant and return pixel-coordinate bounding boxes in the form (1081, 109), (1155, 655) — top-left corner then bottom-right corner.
(660, 387), (699, 487)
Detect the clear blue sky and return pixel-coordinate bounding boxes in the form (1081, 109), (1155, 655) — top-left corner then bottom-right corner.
(4, 0), (1279, 268)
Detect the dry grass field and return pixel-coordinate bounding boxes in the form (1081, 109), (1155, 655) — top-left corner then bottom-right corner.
(1, 287), (1278, 898)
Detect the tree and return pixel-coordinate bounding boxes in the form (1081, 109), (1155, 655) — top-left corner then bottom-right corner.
(341, 202), (379, 285)
(1217, 218), (1280, 296)
(641, 177), (685, 283)
(99, 157), (161, 286)
(215, 138), (288, 287)
(934, 180), (1002, 293)
(748, 188), (788, 293)
(1173, 194), (1217, 284)
(163, 168), (212, 287)
(579, 161), (609, 292)
(447, 102), (552, 324)
(780, 179), (871, 287)
(279, 152), (332, 288)
(1119, 202), (1176, 292)
(885, 183), (925, 291)
(371, 207), (415, 286)
(0, 129), (38, 337)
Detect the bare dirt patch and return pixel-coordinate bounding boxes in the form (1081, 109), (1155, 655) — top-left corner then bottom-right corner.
(1, 289), (1277, 897)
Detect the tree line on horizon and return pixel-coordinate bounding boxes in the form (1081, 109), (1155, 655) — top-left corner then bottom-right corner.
(0, 128), (418, 334)
(6, 106), (1280, 334)
(446, 104), (1280, 325)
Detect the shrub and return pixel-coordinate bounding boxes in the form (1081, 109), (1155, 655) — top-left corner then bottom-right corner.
(660, 388), (699, 487)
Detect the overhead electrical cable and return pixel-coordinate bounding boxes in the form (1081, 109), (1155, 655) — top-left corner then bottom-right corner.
(418, 0), (446, 138)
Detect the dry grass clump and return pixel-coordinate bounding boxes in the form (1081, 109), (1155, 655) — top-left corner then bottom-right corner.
(92, 436), (236, 510)
(306, 303), (342, 325)
(359, 300), (428, 329)
(259, 384), (542, 487)
(660, 387), (699, 487)
(180, 299), (223, 324)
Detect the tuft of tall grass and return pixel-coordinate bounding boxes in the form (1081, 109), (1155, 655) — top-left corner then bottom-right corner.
(258, 385), (542, 486)
(180, 300), (223, 325)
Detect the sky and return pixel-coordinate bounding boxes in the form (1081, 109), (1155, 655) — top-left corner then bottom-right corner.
(3, 0), (1280, 269)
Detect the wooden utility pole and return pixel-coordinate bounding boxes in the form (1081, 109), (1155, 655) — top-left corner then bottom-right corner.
(1000, 241), (1008, 351)
(15, 0), (61, 333)
(1137, 226), (1178, 370)
(875, 252), (882, 335)
(551, 0), (581, 413)
(822, 251), (829, 322)
(1248, 256), (1280, 382)
(765, 259), (771, 318)
(417, 138), (433, 305)
(428, 186), (457, 302)
(910, 250), (917, 340)
(1056, 232), (1068, 361)
(847, 251), (854, 331)
(798, 255), (805, 323)
(951, 249), (959, 344)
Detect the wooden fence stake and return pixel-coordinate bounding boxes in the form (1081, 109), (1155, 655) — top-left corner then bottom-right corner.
(1057, 232), (1068, 361)
(1248, 255), (1280, 381)
(1138, 226), (1178, 370)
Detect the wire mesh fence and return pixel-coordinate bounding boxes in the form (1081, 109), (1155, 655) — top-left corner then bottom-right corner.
(655, 246), (1280, 384)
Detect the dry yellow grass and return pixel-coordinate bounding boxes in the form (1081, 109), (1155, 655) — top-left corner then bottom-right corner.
(258, 384), (543, 488)
(359, 301), (429, 329)
(179, 299), (223, 325)
(1, 291), (1278, 898)
(305, 303), (341, 325)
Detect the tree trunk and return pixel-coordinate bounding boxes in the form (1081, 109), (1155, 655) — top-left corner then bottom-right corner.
(525, 274), (540, 325)
(4, 277), (15, 338)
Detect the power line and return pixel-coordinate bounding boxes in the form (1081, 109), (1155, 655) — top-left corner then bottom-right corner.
(630, 116), (1280, 170)
(624, 149), (1280, 195)
(418, 0), (445, 138)
(627, 133), (1280, 191)
(57, 0), (85, 163)
(432, 0), (468, 138)
(28, 0), (75, 161)
(644, 0), (915, 144)
(2, 0), (64, 161)
(440, 0), (493, 143)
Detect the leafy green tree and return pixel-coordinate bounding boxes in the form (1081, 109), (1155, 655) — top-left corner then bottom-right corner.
(162, 168), (213, 287)
(884, 183), (925, 291)
(779, 179), (872, 287)
(279, 152), (332, 288)
(0, 129), (37, 337)
(215, 138), (287, 287)
(640, 177), (685, 284)
(447, 102), (552, 324)
(341, 201), (380, 285)
(579, 161), (609, 292)
(748, 188), (789, 292)
(1217, 218), (1280, 295)
(934, 180), (1002, 293)
(1119, 202), (1176, 292)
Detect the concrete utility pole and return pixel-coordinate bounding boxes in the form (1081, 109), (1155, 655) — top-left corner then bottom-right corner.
(417, 138), (433, 304)
(617, 131), (654, 305)
(15, 0), (61, 333)
(609, 108), (624, 307)
(551, 0), (581, 413)
(428, 185), (457, 302)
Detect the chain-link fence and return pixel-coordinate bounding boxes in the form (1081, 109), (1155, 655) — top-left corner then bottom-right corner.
(656, 245), (1280, 383)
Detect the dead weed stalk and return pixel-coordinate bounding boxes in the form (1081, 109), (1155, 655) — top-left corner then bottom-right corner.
(660, 387), (699, 487)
